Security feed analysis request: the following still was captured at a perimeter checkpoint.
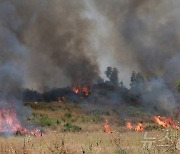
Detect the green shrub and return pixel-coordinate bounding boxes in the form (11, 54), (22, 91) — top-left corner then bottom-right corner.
(78, 115), (103, 123)
(63, 122), (81, 132)
(64, 113), (72, 119)
(56, 117), (61, 125)
(30, 103), (50, 110)
(30, 113), (49, 124)
(88, 110), (110, 116)
(92, 114), (104, 122)
(145, 124), (160, 131)
(117, 148), (126, 154)
(78, 116), (92, 123)
(39, 116), (53, 127)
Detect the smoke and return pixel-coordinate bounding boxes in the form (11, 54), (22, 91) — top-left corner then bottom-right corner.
(142, 78), (177, 113)
(93, 0), (180, 87)
(89, 0), (180, 112)
(2, 0), (179, 89)
(0, 0), (179, 114)
(0, 0), (100, 92)
(0, 1), (28, 96)
(24, 0), (100, 90)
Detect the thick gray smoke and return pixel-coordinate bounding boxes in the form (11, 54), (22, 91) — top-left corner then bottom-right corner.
(0, 0), (179, 113)
(83, 0), (180, 113)
(0, 1), (28, 96)
(23, 0), (99, 90)
(0, 0), (99, 92)
(93, 0), (180, 88)
(0, 1), (32, 123)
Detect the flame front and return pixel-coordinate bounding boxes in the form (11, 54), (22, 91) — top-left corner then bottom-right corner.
(126, 121), (144, 132)
(82, 86), (89, 96)
(57, 96), (65, 103)
(126, 121), (133, 130)
(72, 84), (89, 96)
(134, 123), (144, 132)
(0, 102), (42, 136)
(152, 116), (179, 130)
(72, 87), (79, 94)
(104, 120), (112, 133)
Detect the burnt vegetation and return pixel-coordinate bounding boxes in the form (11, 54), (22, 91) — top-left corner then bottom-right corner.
(22, 66), (177, 115)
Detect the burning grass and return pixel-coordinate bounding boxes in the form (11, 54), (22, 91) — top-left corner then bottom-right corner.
(126, 121), (144, 132)
(104, 120), (112, 133)
(0, 101), (179, 154)
(0, 101), (42, 136)
(153, 116), (180, 130)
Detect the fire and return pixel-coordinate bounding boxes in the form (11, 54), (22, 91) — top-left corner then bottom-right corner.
(72, 87), (79, 94)
(72, 84), (89, 96)
(104, 120), (112, 133)
(126, 121), (133, 130)
(134, 123), (144, 132)
(57, 96), (65, 103)
(126, 121), (144, 132)
(152, 116), (179, 130)
(82, 86), (89, 96)
(152, 116), (167, 128)
(0, 102), (42, 136)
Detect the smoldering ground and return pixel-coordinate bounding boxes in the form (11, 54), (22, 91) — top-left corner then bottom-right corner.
(0, 0), (179, 115)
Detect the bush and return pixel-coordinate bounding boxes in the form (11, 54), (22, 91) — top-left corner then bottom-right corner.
(88, 110), (110, 116)
(63, 122), (81, 132)
(39, 116), (53, 127)
(117, 148), (126, 154)
(56, 117), (61, 125)
(64, 113), (72, 119)
(78, 116), (92, 123)
(78, 115), (103, 123)
(92, 114), (104, 122)
(145, 124), (160, 131)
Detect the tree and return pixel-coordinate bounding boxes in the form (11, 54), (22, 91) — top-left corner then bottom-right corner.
(130, 71), (136, 89)
(130, 71), (145, 92)
(105, 67), (113, 79)
(105, 67), (119, 85)
(119, 81), (124, 87)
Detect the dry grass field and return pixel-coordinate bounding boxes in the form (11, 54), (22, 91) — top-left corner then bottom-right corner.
(0, 102), (179, 154)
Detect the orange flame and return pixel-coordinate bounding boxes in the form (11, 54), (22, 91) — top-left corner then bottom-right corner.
(72, 84), (89, 96)
(126, 121), (144, 132)
(152, 116), (179, 130)
(0, 102), (42, 136)
(57, 96), (65, 103)
(134, 123), (144, 132)
(126, 121), (133, 130)
(72, 87), (79, 94)
(82, 86), (89, 96)
(104, 120), (112, 133)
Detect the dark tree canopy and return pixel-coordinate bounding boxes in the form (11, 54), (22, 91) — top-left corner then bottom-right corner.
(105, 67), (119, 85)
(130, 71), (145, 93)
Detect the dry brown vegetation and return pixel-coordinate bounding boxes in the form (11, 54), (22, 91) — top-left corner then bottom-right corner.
(0, 102), (179, 154)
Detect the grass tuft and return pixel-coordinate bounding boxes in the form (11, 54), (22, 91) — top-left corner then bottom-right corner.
(63, 122), (82, 132)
